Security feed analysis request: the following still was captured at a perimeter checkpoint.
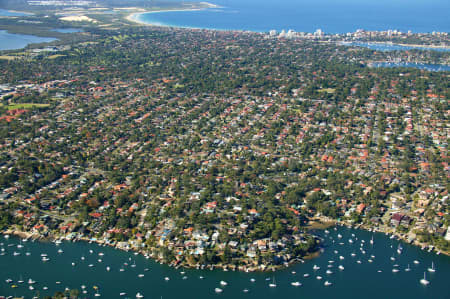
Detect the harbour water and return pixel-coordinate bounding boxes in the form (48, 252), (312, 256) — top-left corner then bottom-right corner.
(340, 42), (450, 53)
(1, 227), (449, 298)
(136, 0), (450, 33)
(0, 9), (29, 17)
(0, 30), (56, 51)
(371, 62), (450, 72)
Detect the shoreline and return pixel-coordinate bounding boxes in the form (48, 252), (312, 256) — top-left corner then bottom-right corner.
(125, 2), (222, 27)
(2, 218), (447, 274)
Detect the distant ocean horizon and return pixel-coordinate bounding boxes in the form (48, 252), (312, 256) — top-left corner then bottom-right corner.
(135, 0), (450, 33)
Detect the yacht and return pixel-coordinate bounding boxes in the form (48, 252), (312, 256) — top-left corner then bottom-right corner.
(303, 273), (310, 277)
(164, 277), (170, 281)
(420, 272), (430, 285)
(351, 253), (356, 257)
(338, 265), (344, 270)
(324, 281), (332, 286)
(370, 236), (374, 245)
(326, 270), (333, 275)
(243, 289), (249, 293)
(291, 281), (302, 287)
(250, 278), (256, 282)
(405, 264), (411, 272)
(316, 276), (323, 280)
(214, 288), (223, 293)
(138, 274), (144, 278)
(120, 268), (125, 272)
(57, 249), (63, 254)
(269, 279), (277, 288)
(119, 292), (126, 296)
(356, 260), (362, 264)
(427, 262), (436, 273)
(106, 266), (110, 271)
(313, 265), (320, 270)
(413, 260), (420, 264)
(220, 280), (227, 286)
(337, 234), (342, 238)
(28, 279), (36, 284)
(392, 268), (399, 273)
(339, 256), (344, 260)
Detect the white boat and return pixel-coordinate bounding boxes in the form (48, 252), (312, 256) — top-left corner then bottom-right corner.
(405, 264), (411, 272)
(333, 250), (338, 254)
(337, 234), (342, 239)
(324, 280), (332, 286)
(392, 268), (399, 273)
(220, 280), (227, 286)
(356, 260), (362, 264)
(428, 262), (436, 273)
(339, 256), (344, 260)
(250, 278), (256, 282)
(243, 289), (249, 293)
(98, 252), (104, 256)
(370, 236), (374, 244)
(390, 257), (395, 261)
(138, 274), (144, 278)
(291, 281), (302, 287)
(348, 239), (353, 243)
(164, 277), (170, 281)
(98, 259), (102, 263)
(95, 293), (101, 297)
(291, 271), (296, 274)
(215, 288), (223, 293)
(326, 270), (333, 275)
(420, 272), (429, 285)
(43, 286), (48, 290)
(28, 279), (36, 284)
(316, 276), (322, 280)
(42, 257), (50, 262)
(325, 230), (330, 234)
(182, 276), (188, 280)
(269, 277), (276, 287)
(368, 259), (373, 263)
(119, 268), (125, 272)
(81, 256), (85, 260)
(5, 278), (12, 283)
(413, 260), (420, 264)
(72, 262), (75, 266)
(88, 264), (94, 267)
(89, 250), (93, 254)
(57, 249), (63, 254)
(397, 244), (403, 254)
(338, 265), (344, 270)
(120, 292), (126, 296)
(313, 265), (320, 270)
(29, 285), (34, 290)
(13, 251), (20, 256)
(106, 266), (110, 271)
(328, 260), (334, 264)
(351, 253), (356, 257)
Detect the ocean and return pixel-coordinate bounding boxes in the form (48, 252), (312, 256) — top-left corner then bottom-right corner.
(136, 0), (450, 33)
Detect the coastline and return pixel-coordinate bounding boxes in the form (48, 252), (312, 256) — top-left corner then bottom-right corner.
(3, 217), (447, 274)
(125, 2), (221, 27)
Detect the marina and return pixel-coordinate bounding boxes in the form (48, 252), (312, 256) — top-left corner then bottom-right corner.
(1, 226), (449, 298)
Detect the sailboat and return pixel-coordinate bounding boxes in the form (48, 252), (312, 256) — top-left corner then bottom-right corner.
(420, 272), (430, 285)
(405, 264), (411, 272)
(427, 262), (436, 273)
(370, 236), (374, 245)
(269, 277), (277, 288)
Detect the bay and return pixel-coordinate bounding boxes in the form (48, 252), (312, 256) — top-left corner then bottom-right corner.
(371, 62), (450, 72)
(340, 42), (450, 52)
(0, 9), (29, 17)
(51, 28), (83, 33)
(136, 0), (450, 33)
(1, 226), (449, 298)
(0, 30), (56, 51)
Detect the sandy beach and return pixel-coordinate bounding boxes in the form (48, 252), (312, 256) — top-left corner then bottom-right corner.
(125, 2), (221, 26)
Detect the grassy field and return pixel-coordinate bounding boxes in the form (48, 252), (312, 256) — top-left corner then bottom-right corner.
(7, 103), (50, 110)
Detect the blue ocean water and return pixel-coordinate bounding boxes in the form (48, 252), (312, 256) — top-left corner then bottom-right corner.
(137, 0), (450, 33)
